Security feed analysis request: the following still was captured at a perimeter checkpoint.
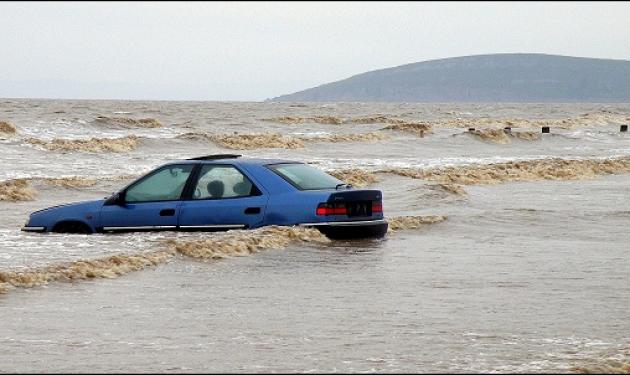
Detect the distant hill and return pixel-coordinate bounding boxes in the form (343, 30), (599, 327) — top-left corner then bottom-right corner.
(270, 54), (630, 102)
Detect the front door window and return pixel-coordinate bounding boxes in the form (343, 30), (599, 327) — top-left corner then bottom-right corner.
(126, 164), (194, 203)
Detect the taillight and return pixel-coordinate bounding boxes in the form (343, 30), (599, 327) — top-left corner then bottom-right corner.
(317, 201), (383, 215)
(316, 203), (347, 216)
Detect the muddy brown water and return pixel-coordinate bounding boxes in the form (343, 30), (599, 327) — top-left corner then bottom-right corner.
(1, 100), (630, 372)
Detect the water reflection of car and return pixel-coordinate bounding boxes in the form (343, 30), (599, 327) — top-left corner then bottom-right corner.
(22, 155), (388, 239)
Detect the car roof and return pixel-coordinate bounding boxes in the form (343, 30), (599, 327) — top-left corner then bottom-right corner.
(168, 155), (299, 167)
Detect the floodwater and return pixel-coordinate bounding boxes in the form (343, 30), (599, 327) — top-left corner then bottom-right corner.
(1, 100), (630, 373)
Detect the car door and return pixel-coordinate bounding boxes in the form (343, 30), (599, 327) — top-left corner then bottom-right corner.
(178, 164), (268, 230)
(100, 164), (195, 231)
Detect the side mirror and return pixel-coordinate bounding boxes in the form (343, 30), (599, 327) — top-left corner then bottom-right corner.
(104, 191), (125, 206)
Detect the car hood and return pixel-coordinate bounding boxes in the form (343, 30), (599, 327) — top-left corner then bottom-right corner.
(30, 199), (105, 215)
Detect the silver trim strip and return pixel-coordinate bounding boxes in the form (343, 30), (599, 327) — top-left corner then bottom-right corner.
(298, 219), (387, 227)
(102, 225), (177, 231)
(21, 226), (46, 232)
(102, 224), (246, 231)
(179, 224), (246, 229)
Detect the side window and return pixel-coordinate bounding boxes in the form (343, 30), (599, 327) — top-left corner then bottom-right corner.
(193, 165), (259, 200)
(125, 164), (194, 203)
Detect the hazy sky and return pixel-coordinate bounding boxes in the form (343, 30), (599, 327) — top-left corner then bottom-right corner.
(2, 1), (630, 101)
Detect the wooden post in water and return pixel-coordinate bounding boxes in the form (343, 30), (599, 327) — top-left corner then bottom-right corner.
(542, 126), (550, 134)
(621, 125), (628, 132)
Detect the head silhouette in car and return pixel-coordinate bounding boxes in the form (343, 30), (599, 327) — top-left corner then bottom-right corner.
(206, 180), (224, 198)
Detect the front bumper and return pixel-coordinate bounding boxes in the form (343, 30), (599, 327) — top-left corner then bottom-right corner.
(299, 219), (388, 239)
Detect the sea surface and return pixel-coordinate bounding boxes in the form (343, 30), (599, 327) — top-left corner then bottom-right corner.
(1, 99), (630, 373)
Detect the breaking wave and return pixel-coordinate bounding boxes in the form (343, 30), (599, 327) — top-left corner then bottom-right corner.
(381, 122), (433, 137)
(434, 112), (630, 129)
(511, 131), (541, 141)
(573, 362), (630, 374)
(328, 169), (380, 188)
(0, 174), (143, 202)
(205, 133), (305, 150)
(0, 120), (17, 134)
(93, 116), (163, 128)
(0, 175), (133, 202)
(0, 219), (452, 294)
(264, 112), (630, 131)
(0, 179), (37, 202)
(263, 114), (433, 128)
(434, 183), (467, 196)
(347, 115), (401, 124)
(0, 227), (328, 293)
(178, 132), (388, 150)
(175, 132), (213, 141)
(0, 250), (175, 294)
(381, 156), (630, 185)
(262, 116), (345, 125)
(387, 215), (448, 231)
(37, 177), (98, 189)
(571, 349), (630, 374)
(467, 128), (539, 144)
(26, 135), (140, 153)
(164, 226), (330, 259)
(303, 132), (389, 143)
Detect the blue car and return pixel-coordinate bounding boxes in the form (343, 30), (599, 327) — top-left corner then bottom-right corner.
(22, 155), (388, 239)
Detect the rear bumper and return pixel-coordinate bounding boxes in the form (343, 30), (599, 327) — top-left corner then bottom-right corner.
(299, 219), (388, 239)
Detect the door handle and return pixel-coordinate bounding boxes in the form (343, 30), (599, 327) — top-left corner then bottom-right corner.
(159, 209), (176, 216)
(244, 207), (261, 215)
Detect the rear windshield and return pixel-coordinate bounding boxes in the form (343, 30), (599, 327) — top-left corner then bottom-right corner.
(268, 163), (343, 190)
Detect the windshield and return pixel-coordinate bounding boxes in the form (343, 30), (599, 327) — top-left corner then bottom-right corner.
(268, 163), (343, 190)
